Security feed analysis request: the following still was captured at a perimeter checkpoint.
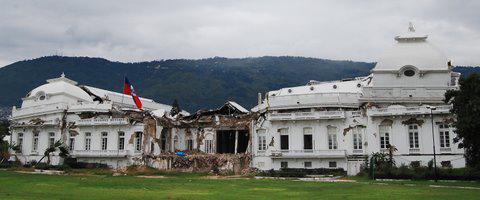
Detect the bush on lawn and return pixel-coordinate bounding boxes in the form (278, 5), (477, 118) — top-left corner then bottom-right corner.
(0, 161), (21, 168)
(365, 154), (480, 180)
(64, 158), (109, 169)
(258, 168), (346, 178)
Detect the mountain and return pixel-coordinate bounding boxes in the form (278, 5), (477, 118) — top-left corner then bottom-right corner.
(0, 56), (478, 113)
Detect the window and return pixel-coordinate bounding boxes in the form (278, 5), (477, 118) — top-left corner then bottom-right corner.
(160, 128), (168, 151)
(327, 126), (338, 150)
(303, 127), (313, 150)
(135, 132), (142, 152)
(379, 125), (391, 149)
(17, 133), (23, 153)
(439, 124), (450, 148)
(118, 132), (125, 150)
(441, 161), (452, 168)
(205, 139), (214, 153)
(408, 124), (419, 149)
(329, 161), (337, 168)
(281, 161), (288, 169)
(32, 133), (39, 152)
(403, 69), (415, 77)
(48, 132), (55, 147)
(352, 127), (363, 150)
(279, 128), (289, 150)
(85, 132), (91, 150)
(69, 137), (75, 151)
(304, 161), (312, 168)
(257, 129), (266, 151)
(173, 136), (179, 151)
(186, 139), (194, 151)
(101, 132), (108, 150)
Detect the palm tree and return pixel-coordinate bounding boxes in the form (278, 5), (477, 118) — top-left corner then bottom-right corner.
(387, 144), (398, 166)
(36, 140), (69, 165)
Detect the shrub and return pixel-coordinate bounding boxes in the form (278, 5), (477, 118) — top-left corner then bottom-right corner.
(0, 161), (21, 168)
(367, 165), (480, 180)
(258, 168), (346, 178)
(64, 158), (109, 169)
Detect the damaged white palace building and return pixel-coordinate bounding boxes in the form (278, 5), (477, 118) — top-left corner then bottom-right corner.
(9, 25), (465, 175)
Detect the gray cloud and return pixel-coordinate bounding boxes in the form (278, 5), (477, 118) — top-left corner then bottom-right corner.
(0, 0), (479, 67)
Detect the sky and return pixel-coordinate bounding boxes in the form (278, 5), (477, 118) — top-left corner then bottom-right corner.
(0, 0), (479, 67)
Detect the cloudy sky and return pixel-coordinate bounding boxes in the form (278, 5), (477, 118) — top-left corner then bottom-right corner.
(1, 0), (479, 67)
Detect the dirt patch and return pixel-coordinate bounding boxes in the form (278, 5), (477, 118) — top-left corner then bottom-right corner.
(136, 175), (167, 179)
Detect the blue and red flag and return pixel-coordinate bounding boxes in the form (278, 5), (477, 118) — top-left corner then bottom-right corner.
(123, 77), (143, 110)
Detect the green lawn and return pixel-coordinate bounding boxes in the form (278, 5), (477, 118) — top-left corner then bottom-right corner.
(0, 171), (479, 200)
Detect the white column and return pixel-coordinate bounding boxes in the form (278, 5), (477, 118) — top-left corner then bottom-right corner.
(234, 130), (239, 154)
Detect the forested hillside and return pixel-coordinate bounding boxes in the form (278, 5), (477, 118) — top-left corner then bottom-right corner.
(0, 56), (478, 113)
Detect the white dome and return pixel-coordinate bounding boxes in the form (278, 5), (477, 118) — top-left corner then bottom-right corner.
(28, 74), (93, 102)
(373, 26), (448, 72)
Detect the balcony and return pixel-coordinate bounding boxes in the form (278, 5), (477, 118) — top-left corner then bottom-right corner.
(368, 105), (452, 117)
(269, 111), (345, 121)
(270, 149), (346, 158)
(72, 150), (129, 158)
(76, 118), (129, 126)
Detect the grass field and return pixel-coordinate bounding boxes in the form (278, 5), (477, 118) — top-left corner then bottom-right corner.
(0, 171), (479, 200)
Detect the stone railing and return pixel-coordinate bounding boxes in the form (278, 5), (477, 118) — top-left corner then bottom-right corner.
(268, 92), (361, 109)
(11, 103), (68, 119)
(72, 150), (129, 157)
(76, 118), (129, 126)
(269, 111), (345, 121)
(270, 149), (346, 158)
(360, 86), (456, 103)
(69, 102), (113, 112)
(368, 105), (452, 117)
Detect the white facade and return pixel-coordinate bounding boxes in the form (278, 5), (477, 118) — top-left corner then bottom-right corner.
(9, 73), (172, 168)
(252, 25), (465, 175)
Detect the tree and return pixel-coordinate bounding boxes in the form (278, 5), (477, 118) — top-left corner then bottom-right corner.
(0, 120), (11, 164)
(170, 99), (181, 116)
(445, 73), (480, 168)
(36, 140), (69, 165)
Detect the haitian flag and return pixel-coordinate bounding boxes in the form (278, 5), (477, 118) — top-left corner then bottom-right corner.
(123, 77), (143, 110)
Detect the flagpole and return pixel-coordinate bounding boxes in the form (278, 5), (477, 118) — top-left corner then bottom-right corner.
(121, 75), (125, 107)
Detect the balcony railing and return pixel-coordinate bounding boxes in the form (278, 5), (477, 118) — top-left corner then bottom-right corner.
(360, 86), (456, 103)
(352, 149), (364, 154)
(72, 150), (129, 157)
(269, 111), (345, 121)
(368, 105), (452, 117)
(11, 103), (68, 119)
(440, 147), (452, 153)
(69, 102), (113, 113)
(409, 148), (420, 154)
(76, 118), (129, 126)
(270, 149), (346, 158)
